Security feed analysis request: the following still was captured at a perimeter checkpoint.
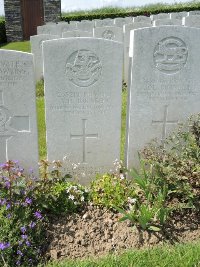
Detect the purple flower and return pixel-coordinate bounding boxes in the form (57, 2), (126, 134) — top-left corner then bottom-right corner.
(29, 221), (36, 229)
(20, 226), (26, 234)
(25, 240), (31, 247)
(17, 250), (23, 256)
(6, 203), (11, 210)
(34, 211), (42, 220)
(21, 234), (28, 240)
(25, 197), (32, 205)
(0, 242), (10, 250)
(5, 181), (10, 189)
(0, 199), (6, 206)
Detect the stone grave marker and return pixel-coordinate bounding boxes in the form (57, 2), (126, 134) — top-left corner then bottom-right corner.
(184, 15), (200, 27)
(189, 10), (200, 16)
(56, 23), (77, 36)
(125, 26), (200, 169)
(95, 19), (114, 27)
(62, 30), (93, 38)
(133, 16), (151, 23)
(151, 13), (170, 20)
(170, 11), (188, 20)
(77, 21), (94, 32)
(43, 38), (123, 184)
(0, 50), (39, 173)
(94, 26), (123, 42)
(30, 34), (59, 81)
(37, 24), (56, 35)
(123, 22), (152, 84)
(153, 19), (182, 26)
(114, 17), (133, 27)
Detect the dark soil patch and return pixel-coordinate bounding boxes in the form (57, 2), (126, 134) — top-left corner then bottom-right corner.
(44, 204), (200, 261)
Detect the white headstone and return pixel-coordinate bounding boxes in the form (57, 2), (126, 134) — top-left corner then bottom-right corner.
(114, 17), (133, 27)
(133, 16), (151, 23)
(37, 24), (56, 35)
(123, 22), (152, 84)
(43, 38), (123, 184)
(62, 30), (93, 38)
(189, 10), (200, 16)
(151, 13), (170, 20)
(95, 18), (114, 27)
(170, 11), (188, 20)
(94, 26), (123, 42)
(0, 50), (39, 173)
(126, 26), (200, 169)
(30, 34), (59, 81)
(184, 15), (200, 27)
(56, 23), (77, 36)
(77, 21), (94, 32)
(153, 18), (182, 26)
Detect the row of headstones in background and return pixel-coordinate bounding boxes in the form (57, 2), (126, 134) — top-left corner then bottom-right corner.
(33, 14), (200, 82)
(2, 25), (200, 184)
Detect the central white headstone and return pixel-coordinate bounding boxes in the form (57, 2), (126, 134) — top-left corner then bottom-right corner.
(0, 50), (39, 173)
(43, 38), (123, 184)
(125, 26), (200, 170)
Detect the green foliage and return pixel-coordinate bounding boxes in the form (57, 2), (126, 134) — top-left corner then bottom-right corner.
(142, 113), (200, 209)
(35, 160), (89, 215)
(61, 1), (200, 22)
(90, 168), (136, 209)
(36, 79), (44, 97)
(0, 19), (6, 44)
(0, 161), (45, 266)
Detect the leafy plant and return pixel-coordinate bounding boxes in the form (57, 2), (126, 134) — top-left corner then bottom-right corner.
(90, 161), (136, 209)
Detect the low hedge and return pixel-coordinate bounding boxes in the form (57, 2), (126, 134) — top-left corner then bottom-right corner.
(0, 19), (7, 44)
(61, 2), (200, 22)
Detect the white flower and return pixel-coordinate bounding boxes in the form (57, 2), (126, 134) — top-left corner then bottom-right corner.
(128, 197), (137, 204)
(81, 196), (84, 202)
(68, 195), (75, 200)
(120, 174), (125, 180)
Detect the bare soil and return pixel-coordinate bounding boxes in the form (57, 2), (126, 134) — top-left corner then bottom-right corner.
(44, 204), (200, 261)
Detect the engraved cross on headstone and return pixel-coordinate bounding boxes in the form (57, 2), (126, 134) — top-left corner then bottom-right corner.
(0, 91), (30, 163)
(152, 105), (178, 145)
(70, 119), (98, 163)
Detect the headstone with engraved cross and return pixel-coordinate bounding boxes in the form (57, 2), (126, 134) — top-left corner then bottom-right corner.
(0, 50), (39, 174)
(125, 26), (200, 169)
(43, 38), (123, 184)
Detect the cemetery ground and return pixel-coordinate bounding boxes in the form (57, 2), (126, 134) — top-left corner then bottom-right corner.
(0, 41), (200, 267)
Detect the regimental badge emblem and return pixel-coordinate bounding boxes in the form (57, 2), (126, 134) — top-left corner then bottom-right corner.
(66, 49), (102, 87)
(154, 37), (188, 74)
(102, 30), (115, 40)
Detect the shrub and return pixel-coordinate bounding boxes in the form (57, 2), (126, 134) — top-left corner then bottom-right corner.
(0, 19), (7, 44)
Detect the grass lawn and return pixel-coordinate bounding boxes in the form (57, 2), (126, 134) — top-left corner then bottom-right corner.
(45, 241), (200, 267)
(0, 41), (31, 52)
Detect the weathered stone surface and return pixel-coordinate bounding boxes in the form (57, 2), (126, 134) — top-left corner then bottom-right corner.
(43, 0), (61, 23)
(125, 26), (200, 169)
(77, 21), (94, 32)
(0, 50), (39, 173)
(43, 38), (123, 184)
(95, 19), (114, 27)
(151, 13), (170, 20)
(30, 34), (59, 81)
(62, 31), (93, 38)
(123, 22), (152, 84)
(189, 10), (200, 16)
(114, 17), (133, 27)
(184, 15), (200, 27)
(133, 16), (151, 23)
(153, 19), (182, 26)
(94, 26), (123, 42)
(170, 11), (188, 20)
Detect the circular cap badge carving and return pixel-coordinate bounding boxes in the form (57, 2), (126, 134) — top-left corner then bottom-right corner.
(66, 50), (102, 87)
(154, 37), (188, 74)
(102, 30), (115, 40)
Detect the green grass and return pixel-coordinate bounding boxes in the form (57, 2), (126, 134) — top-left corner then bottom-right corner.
(0, 41), (31, 53)
(44, 241), (200, 267)
(62, 1), (199, 17)
(37, 97), (46, 159)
